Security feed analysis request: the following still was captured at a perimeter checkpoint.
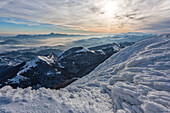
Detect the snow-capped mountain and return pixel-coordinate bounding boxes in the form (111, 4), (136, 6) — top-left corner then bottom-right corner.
(0, 34), (169, 113)
(0, 43), (122, 89)
(0, 48), (63, 73)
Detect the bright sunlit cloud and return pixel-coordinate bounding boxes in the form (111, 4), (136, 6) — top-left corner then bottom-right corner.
(104, 0), (119, 16)
(0, 0), (170, 35)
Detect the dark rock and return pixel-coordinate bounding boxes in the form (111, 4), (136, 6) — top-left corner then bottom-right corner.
(52, 78), (77, 90)
(58, 47), (106, 77)
(89, 43), (120, 58)
(0, 62), (25, 83)
(119, 42), (135, 48)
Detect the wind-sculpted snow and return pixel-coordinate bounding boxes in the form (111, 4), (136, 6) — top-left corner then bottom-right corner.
(0, 34), (169, 113)
(100, 34), (170, 113)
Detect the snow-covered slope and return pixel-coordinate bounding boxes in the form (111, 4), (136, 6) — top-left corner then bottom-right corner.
(0, 34), (170, 113)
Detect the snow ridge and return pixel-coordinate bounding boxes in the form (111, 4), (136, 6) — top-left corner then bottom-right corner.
(38, 56), (55, 65)
(76, 47), (94, 53)
(101, 34), (170, 113)
(17, 58), (40, 76)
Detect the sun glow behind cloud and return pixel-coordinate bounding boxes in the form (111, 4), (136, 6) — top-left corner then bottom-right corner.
(0, 0), (169, 35)
(104, 0), (119, 17)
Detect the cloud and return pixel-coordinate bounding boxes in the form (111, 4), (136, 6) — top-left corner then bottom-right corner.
(0, 17), (40, 26)
(139, 19), (170, 33)
(0, 0), (170, 33)
(0, 0), (13, 8)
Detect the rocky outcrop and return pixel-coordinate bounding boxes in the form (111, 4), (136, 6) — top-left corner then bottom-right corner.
(58, 47), (106, 77)
(89, 43), (120, 58)
(119, 42), (135, 48)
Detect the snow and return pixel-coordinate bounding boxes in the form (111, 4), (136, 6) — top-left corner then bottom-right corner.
(97, 50), (105, 55)
(12, 58), (40, 83)
(7, 75), (29, 84)
(17, 58), (40, 76)
(46, 70), (61, 75)
(38, 56), (55, 65)
(112, 46), (120, 51)
(58, 62), (64, 68)
(0, 34), (170, 113)
(9, 55), (57, 83)
(0, 86), (113, 113)
(98, 34), (170, 113)
(76, 47), (94, 53)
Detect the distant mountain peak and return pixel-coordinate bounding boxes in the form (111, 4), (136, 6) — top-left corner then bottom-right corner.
(13, 33), (83, 38)
(50, 32), (55, 35)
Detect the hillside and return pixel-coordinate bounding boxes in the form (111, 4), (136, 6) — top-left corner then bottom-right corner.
(0, 34), (170, 113)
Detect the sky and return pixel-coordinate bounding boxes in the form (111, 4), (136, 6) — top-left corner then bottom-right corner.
(0, 0), (170, 35)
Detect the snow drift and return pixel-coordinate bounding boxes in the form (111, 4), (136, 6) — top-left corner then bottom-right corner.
(0, 34), (170, 113)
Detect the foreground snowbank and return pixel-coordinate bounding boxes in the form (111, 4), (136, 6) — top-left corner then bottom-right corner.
(91, 34), (170, 113)
(0, 34), (170, 113)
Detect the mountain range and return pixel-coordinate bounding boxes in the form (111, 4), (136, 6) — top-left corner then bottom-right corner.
(0, 42), (133, 89)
